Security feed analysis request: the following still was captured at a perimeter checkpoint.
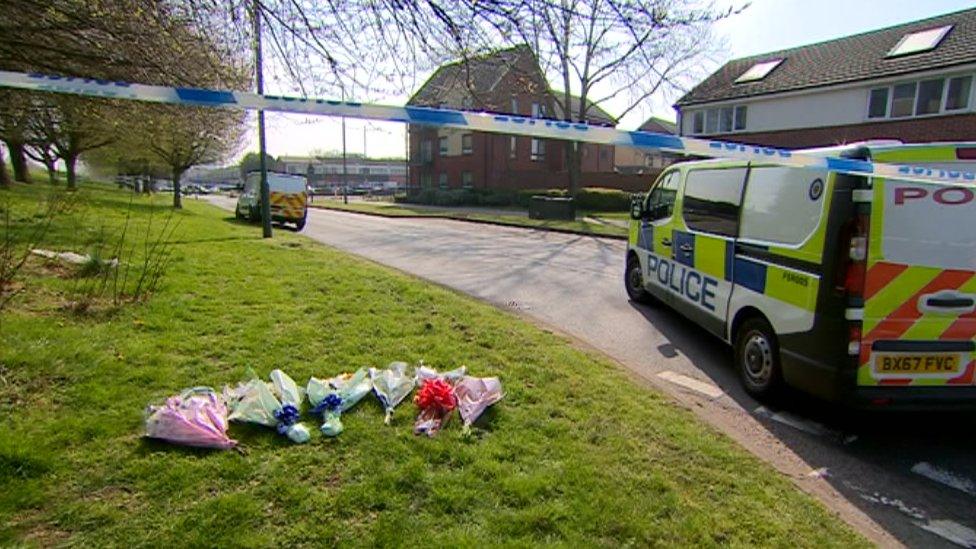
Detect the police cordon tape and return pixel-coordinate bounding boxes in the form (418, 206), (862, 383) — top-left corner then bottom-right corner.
(1, 69), (974, 188)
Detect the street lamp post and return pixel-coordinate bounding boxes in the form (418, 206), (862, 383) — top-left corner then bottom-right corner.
(252, 0), (272, 238)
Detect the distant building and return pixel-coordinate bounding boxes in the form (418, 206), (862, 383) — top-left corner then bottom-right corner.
(408, 45), (648, 193)
(277, 156), (407, 190)
(614, 117), (682, 174)
(675, 7), (976, 148)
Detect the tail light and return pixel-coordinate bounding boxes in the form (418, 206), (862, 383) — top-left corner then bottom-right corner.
(848, 324), (862, 356)
(836, 213), (869, 296)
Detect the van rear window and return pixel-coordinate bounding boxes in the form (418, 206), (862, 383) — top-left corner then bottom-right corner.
(682, 168), (747, 237)
(739, 167), (827, 246)
(882, 178), (976, 271)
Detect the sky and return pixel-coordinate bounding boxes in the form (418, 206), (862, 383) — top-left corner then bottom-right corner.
(247, 0), (976, 162)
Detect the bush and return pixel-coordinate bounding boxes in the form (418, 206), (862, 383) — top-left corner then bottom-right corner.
(574, 187), (632, 212)
(399, 186), (632, 211)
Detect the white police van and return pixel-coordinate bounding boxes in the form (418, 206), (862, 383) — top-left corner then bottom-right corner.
(625, 142), (976, 408)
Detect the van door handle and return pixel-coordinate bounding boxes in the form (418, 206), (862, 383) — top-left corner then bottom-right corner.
(661, 238), (672, 247)
(918, 291), (976, 314)
(679, 244), (693, 252)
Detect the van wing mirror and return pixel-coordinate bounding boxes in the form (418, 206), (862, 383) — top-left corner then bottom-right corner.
(630, 194), (645, 220)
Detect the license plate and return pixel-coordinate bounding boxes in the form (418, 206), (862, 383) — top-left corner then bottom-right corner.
(873, 353), (962, 376)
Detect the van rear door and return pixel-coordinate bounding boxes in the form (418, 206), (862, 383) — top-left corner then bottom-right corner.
(859, 147), (976, 389)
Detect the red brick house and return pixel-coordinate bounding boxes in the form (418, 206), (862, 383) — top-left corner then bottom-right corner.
(675, 7), (976, 148)
(406, 46), (621, 192)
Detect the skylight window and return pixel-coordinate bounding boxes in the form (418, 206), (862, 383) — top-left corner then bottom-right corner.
(734, 59), (783, 84)
(887, 25), (953, 57)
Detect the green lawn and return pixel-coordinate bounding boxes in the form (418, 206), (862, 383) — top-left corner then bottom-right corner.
(0, 182), (864, 546)
(311, 199), (630, 238)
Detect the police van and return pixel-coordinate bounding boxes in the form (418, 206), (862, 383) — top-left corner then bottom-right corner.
(625, 142), (976, 408)
(235, 172), (308, 231)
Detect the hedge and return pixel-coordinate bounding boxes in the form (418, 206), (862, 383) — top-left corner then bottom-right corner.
(398, 186), (633, 211)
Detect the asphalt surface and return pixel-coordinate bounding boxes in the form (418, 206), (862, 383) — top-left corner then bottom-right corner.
(210, 195), (976, 548)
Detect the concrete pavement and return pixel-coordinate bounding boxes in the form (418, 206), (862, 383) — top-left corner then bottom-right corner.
(208, 195), (976, 548)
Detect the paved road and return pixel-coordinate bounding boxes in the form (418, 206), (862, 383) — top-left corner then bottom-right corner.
(210, 196), (976, 548)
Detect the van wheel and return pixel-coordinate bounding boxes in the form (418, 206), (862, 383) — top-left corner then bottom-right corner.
(294, 216), (306, 232)
(625, 254), (653, 304)
(235, 205), (243, 220)
(735, 317), (783, 399)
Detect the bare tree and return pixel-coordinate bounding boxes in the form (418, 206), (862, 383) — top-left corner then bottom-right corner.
(0, 145), (9, 188)
(0, 91), (34, 183)
(440, 0), (736, 194)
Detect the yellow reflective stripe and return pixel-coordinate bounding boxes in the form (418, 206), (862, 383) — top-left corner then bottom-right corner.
(873, 145), (957, 163)
(765, 265), (820, 311)
(628, 220), (638, 245)
(863, 267), (939, 332)
(901, 276), (976, 340)
(694, 236), (727, 279)
(653, 225), (672, 256)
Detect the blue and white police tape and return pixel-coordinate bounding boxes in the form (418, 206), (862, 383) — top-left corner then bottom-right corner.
(0, 70), (973, 187)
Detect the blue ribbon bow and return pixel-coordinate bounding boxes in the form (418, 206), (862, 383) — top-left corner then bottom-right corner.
(312, 393), (343, 415)
(273, 404), (301, 434)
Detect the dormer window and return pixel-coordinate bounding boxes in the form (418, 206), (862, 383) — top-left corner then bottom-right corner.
(887, 25), (952, 57)
(734, 59), (783, 83)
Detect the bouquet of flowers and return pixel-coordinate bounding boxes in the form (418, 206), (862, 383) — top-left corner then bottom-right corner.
(225, 370), (311, 443)
(307, 368), (371, 436)
(413, 377), (457, 437)
(415, 363), (467, 385)
(369, 362), (416, 424)
(144, 387), (237, 449)
(454, 376), (504, 434)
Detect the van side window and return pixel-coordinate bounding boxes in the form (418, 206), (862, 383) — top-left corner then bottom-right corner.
(740, 167), (827, 245)
(644, 171), (680, 221)
(682, 168), (747, 237)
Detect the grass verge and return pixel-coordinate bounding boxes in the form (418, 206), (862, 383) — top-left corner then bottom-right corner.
(310, 199), (629, 239)
(0, 182), (864, 546)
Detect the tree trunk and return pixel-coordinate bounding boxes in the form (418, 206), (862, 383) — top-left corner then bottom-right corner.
(7, 141), (30, 183)
(144, 175), (152, 194)
(65, 154), (79, 190)
(566, 141), (582, 196)
(172, 169), (183, 209)
(0, 146), (9, 188)
(44, 160), (57, 184)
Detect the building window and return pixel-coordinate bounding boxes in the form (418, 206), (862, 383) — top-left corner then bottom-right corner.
(510, 96), (518, 114)
(510, 136), (517, 159)
(735, 59), (783, 83)
(868, 74), (974, 120)
(690, 105), (747, 135)
(946, 76), (972, 111)
(420, 140), (433, 162)
(915, 78), (945, 115)
(531, 138), (546, 161)
(719, 107), (734, 132)
(868, 88), (889, 118)
(462, 96), (473, 109)
(462, 134), (473, 154)
(531, 102), (547, 118)
(438, 172), (448, 189)
(734, 106), (747, 130)
(705, 109), (719, 133)
(462, 171), (473, 188)
(438, 136), (449, 155)
(887, 25), (953, 58)
(890, 82), (917, 117)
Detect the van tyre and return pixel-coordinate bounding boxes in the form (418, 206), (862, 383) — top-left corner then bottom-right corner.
(625, 254), (653, 304)
(234, 205), (243, 220)
(735, 317), (783, 399)
(294, 215), (307, 231)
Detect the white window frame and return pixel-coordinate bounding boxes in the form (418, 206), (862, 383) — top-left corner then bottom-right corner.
(865, 72), (976, 121)
(687, 104), (748, 135)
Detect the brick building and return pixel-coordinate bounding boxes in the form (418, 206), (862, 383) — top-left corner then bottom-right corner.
(675, 7), (976, 148)
(614, 117), (681, 175)
(406, 45), (626, 192)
